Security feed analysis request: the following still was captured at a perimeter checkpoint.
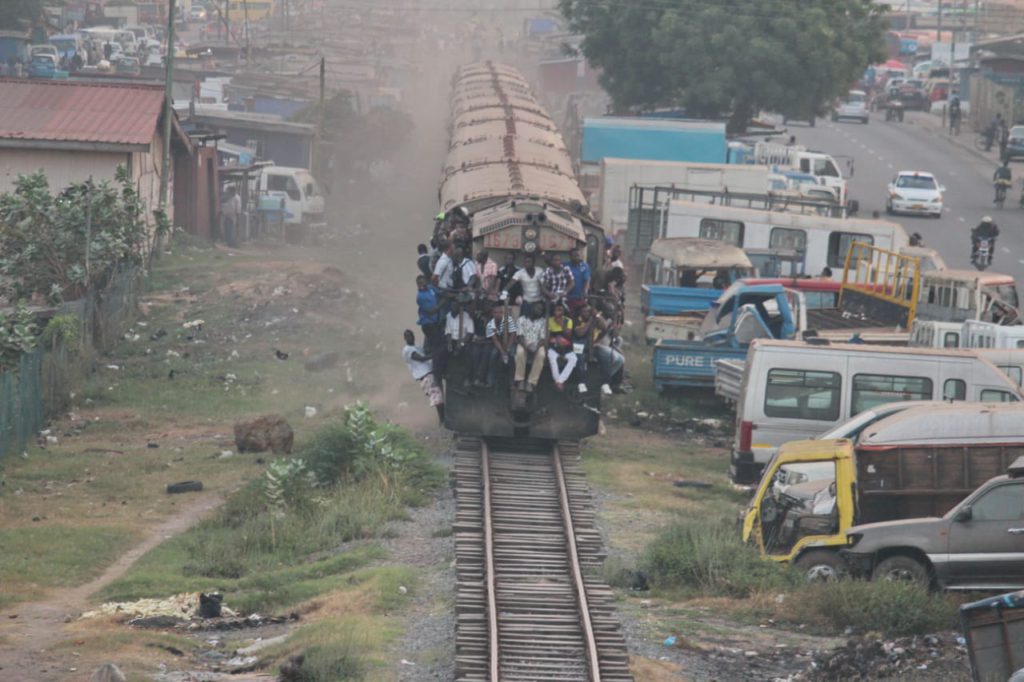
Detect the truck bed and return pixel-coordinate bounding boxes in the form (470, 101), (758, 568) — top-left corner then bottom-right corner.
(806, 308), (909, 345)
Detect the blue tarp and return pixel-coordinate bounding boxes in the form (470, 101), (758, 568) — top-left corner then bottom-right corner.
(581, 117), (727, 164)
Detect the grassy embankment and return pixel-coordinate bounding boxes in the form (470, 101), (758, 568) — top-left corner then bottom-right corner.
(0, 235), (445, 679)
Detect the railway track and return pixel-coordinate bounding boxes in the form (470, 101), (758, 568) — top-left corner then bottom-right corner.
(453, 437), (633, 681)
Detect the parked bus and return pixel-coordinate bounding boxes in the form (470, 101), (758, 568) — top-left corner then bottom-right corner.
(664, 201), (908, 281)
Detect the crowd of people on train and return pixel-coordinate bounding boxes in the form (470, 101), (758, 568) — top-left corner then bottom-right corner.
(402, 219), (629, 421)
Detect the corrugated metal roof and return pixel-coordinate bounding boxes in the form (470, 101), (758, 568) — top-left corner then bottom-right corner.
(0, 78), (165, 146)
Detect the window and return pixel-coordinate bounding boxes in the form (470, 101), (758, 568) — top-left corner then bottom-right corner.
(267, 174), (301, 201)
(943, 332), (960, 348)
(895, 175), (938, 190)
(812, 158), (840, 178)
(803, 291), (839, 309)
(764, 369), (841, 421)
(981, 389), (1017, 402)
(851, 374), (932, 415)
(769, 227), (807, 252)
(1017, 340), (1024, 349)
(699, 218), (744, 246)
(970, 483), (1024, 521)
(828, 232), (874, 268)
(999, 366), (1023, 386)
(943, 379), (966, 401)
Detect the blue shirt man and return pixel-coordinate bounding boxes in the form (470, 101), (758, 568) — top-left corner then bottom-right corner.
(566, 248), (591, 311)
(416, 276), (440, 326)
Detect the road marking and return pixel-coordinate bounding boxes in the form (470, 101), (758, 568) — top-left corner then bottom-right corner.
(887, 163), (894, 169)
(1002, 247), (1012, 254)
(958, 216), (966, 222)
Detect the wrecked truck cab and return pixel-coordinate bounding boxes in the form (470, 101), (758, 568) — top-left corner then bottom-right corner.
(742, 438), (856, 576)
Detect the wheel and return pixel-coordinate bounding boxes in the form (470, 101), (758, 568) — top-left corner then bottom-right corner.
(886, 201), (894, 215)
(872, 554), (931, 588)
(794, 550), (848, 582)
(862, 117), (869, 124)
(831, 113), (838, 122)
(809, 117), (816, 128)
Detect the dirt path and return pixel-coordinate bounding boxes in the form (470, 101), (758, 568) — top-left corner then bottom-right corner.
(0, 494), (223, 681)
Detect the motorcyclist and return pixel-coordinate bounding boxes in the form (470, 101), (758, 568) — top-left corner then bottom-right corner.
(994, 162), (1013, 203)
(972, 216), (1000, 259)
(909, 232), (924, 247)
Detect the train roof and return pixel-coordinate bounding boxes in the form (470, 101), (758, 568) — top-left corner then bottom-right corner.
(450, 120), (567, 149)
(440, 161), (585, 213)
(453, 106), (557, 132)
(451, 94), (550, 121)
(444, 136), (574, 179)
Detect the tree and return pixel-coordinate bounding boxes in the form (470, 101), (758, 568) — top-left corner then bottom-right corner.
(0, 167), (149, 304)
(0, 0), (42, 31)
(559, 0), (888, 132)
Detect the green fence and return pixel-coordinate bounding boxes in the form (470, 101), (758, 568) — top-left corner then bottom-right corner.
(0, 265), (141, 460)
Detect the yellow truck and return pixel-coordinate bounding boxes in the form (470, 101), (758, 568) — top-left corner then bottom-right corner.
(741, 403), (1024, 579)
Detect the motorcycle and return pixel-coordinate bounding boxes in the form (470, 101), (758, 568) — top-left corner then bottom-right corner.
(995, 178), (1012, 209)
(884, 101), (904, 122)
(974, 237), (993, 271)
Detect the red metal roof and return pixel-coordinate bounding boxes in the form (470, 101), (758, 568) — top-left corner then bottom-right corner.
(0, 79), (165, 147)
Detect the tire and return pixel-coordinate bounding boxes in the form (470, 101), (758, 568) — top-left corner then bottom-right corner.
(166, 480), (204, 494)
(886, 202), (894, 215)
(872, 554), (931, 588)
(794, 550), (848, 582)
(863, 117), (869, 124)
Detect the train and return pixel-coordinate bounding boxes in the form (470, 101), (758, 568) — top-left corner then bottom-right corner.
(435, 61), (606, 439)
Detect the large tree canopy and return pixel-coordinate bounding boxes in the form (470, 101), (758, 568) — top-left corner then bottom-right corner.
(559, 0), (888, 131)
(0, 0), (42, 31)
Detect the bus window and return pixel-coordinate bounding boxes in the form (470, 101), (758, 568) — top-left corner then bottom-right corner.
(828, 232), (874, 268)
(943, 332), (959, 348)
(699, 218), (744, 247)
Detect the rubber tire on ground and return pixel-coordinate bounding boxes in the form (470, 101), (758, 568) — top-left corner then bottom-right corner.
(166, 480), (204, 494)
(872, 554), (931, 588)
(794, 550), (848, 582)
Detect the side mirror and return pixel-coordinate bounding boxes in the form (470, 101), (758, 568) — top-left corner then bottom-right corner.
(954, 506), (973, 523)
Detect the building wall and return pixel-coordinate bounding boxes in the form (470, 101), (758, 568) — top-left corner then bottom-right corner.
(0, 149), (125, 195)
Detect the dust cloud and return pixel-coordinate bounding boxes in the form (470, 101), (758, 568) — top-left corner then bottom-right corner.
(310, 0), (556, 429)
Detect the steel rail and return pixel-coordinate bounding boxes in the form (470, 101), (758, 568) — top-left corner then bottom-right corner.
(553, 444), (603, 682)
(481, 441), (500, 682)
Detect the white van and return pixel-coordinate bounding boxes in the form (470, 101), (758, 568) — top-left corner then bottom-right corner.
(256, 166), (326, 234)
(909, 319), (963, 349)
(664, 200), (907, 280)
(728, 339), (1023, 483)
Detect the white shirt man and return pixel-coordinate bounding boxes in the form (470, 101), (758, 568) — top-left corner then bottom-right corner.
(445, 309), (474, 344)
(433, 250), (454, 289)
(512, 267), (544, 303)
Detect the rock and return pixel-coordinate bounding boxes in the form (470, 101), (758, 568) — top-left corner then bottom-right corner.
(90, 663), (126, 682)
(233, 415), (294, 454)
(304, 351), (340, 372)
(304, 406), (317, 419)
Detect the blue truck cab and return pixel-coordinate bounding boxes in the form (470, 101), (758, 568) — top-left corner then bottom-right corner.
(642, 238), (755, 343)
(653, 283), (798, 390)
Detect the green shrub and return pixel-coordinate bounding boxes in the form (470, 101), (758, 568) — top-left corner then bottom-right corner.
(788, 580), (959, 637)
(642, 520), (798, 597)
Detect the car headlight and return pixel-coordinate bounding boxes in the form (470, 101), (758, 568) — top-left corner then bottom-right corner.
(846, 532), (862, 548)
(890, 192), (904, 200)
(931, 196), (942, 203)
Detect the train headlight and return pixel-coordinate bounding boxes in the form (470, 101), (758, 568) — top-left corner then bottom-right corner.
(524, 228), (538, 240)
(523, 241), (538, 253)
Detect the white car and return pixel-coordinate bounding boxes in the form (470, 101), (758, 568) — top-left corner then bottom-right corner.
(886, 170), (944, 218)
(832, 89), (869, 124)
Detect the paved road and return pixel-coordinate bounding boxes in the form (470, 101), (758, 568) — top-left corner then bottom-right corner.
(790, 111), (1024, 282)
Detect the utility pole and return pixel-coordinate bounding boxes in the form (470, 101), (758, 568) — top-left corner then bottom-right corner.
(157, 0), (177, 259)
(317, 56), (326, 176)
(937, 0), (943, 43)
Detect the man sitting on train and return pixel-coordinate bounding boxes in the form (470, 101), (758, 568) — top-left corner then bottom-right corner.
(542, 253), (575, 307)
(484, 304), (518, 388)
(514, 301), (547, 392)
(498, 253), (520, 299)
(507, 254), (544, 313)
(546, 302), (578, 392)
(591, 304), (625, 395)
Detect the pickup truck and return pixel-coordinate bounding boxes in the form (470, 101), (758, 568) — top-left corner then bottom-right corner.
(653, 279), (908, 391)
(653, 283), (798, 390)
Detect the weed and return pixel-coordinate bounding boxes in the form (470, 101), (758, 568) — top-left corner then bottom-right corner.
(642, 520), (798, 598)
(782, 580), (960, 637)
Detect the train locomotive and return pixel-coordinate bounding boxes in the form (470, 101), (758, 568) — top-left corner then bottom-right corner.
(435, 62), (606, 439)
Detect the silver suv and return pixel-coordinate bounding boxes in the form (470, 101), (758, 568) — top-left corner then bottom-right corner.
(832, 90), (869, 124)
(841, 457), (1024, 590)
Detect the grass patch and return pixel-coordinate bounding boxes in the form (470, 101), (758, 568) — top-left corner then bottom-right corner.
(0, 525), (137, 606)
(98, 409), (441, 615)
(643, 520), (798, 598)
